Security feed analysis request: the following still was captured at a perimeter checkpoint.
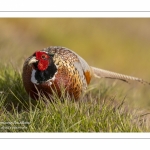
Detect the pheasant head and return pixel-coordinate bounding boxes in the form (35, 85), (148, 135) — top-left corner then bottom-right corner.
(28, 51), (57, 84)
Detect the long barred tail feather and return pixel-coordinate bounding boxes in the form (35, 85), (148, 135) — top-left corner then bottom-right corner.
(91, 66), (150, 85)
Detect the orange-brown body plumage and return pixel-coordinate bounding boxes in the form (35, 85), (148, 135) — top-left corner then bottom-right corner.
(22, 46), (92, 100)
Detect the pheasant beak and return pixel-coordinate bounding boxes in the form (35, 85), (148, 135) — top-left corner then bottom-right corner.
(28, 56), (38, 66)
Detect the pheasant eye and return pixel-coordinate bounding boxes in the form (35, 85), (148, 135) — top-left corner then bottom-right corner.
(41, 54), (46, 59)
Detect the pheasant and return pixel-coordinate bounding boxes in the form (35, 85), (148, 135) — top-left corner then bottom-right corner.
(22, 46), (149, 101)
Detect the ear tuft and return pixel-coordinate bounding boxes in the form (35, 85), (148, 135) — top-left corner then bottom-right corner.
(49, 53), (55, 57)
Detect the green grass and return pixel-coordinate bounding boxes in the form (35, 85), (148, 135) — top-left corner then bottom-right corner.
(0, 64), (149, 132)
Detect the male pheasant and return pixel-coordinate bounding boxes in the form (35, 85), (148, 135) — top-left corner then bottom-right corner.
(22, 46), (149, 100)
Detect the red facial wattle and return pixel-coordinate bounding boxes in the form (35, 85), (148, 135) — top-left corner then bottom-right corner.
(35, 51), (50, 71)
(38, 59), (49, 71)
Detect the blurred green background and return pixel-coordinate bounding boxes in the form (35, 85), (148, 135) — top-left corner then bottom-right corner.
(0, 18), (150, 109)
